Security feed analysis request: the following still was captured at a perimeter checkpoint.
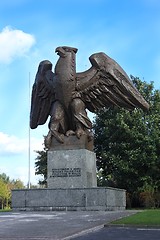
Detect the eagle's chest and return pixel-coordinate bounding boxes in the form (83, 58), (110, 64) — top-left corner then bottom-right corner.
(55, 58), (76, 108)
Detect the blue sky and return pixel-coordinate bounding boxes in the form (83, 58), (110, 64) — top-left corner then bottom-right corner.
(0, 0), (160, 185)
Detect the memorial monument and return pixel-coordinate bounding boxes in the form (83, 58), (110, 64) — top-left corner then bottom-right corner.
(12, 46), (149, 211)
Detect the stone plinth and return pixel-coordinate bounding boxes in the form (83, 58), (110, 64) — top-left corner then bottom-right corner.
(11, 135), (126, 211)
(12, 187), (126, 211)
(49, 135), (94, 151)
(47, 149), (97, 188)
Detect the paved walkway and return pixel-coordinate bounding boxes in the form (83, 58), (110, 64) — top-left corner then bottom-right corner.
(0, 210), (159, 240)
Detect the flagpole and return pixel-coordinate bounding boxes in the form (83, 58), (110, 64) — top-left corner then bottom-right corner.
(28, 72), (31, 189)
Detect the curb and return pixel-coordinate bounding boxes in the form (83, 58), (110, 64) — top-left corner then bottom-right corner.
(104, 224), (160, 229)
(61, 225), (104, 240)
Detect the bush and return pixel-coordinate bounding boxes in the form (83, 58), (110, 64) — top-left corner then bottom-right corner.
(154, 192), (160, 208)
(139, 191), (155, 208)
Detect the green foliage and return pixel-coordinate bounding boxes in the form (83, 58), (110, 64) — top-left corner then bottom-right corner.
(0, 173), (25, 209)
(0, 173), (10, 183)
(93, 76), (160, 207)
(11, 179), (25, 189)
(0, 179), (9, 209)
(35, 146), (47, 187)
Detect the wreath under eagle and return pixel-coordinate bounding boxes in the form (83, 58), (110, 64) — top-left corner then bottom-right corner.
(30, 46), (149, 147)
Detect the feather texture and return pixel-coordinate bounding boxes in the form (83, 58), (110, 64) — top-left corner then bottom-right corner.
(76, 52), (149, 112)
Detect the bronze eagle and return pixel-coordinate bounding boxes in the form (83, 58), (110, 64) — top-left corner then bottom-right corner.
(30, 46), (149, 147)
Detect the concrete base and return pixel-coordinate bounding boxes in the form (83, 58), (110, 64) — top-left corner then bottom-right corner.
(12, 187), (126, 211)
(47, 149), (97, 188)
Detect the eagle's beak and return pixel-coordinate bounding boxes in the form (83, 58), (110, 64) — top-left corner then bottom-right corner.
(55, 47), (66, 57)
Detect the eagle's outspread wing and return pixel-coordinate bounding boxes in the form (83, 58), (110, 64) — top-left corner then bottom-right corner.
(30, 60), (56, 129)
(76, 52), (149, 112)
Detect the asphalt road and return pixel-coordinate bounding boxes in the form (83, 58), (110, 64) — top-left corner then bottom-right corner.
(73, 226), (160, 240)
(0, 210), (159, 240)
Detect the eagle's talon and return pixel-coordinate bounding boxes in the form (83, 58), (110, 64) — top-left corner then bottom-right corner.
(76, 129), (86, 139)
(66, 130), (75, 137)
(52, 130), (64, 143)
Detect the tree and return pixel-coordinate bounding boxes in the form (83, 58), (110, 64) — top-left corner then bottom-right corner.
(93, 76), (160, 206)
(0, 173), (25, 209)
(10, 179), (25, 189)
(35, 146), (47, 187)
(0, 179), (9, 209)
(0, 173), (10, 184)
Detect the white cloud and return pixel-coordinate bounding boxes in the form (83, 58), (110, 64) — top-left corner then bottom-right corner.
(0, 164), (40, 185)
(0, 132), (26, 154)
(0, 26), (36, 64)
(0, 132), (43, 155)
(0, 132), (43, 185)
(10, 166), (40, 185)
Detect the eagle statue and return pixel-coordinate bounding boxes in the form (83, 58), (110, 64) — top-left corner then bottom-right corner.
(30, 46), (149, 148)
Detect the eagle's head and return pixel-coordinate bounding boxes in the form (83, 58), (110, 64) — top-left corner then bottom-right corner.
(38, 60), (52, 75)
(55, 46), (78, 58)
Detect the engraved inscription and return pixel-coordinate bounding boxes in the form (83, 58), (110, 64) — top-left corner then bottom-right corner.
(50, 168), (81, 178)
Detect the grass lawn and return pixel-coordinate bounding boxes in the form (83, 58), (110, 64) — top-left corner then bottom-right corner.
(0, 209), (12, 212)
(110, 209), (160, 226)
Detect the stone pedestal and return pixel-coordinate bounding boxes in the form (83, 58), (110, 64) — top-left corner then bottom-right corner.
(12, 187), (126, 211)
(11, 135), (126, 211)
(47, 135), (97, 188)
(47, 149), (97, 188)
